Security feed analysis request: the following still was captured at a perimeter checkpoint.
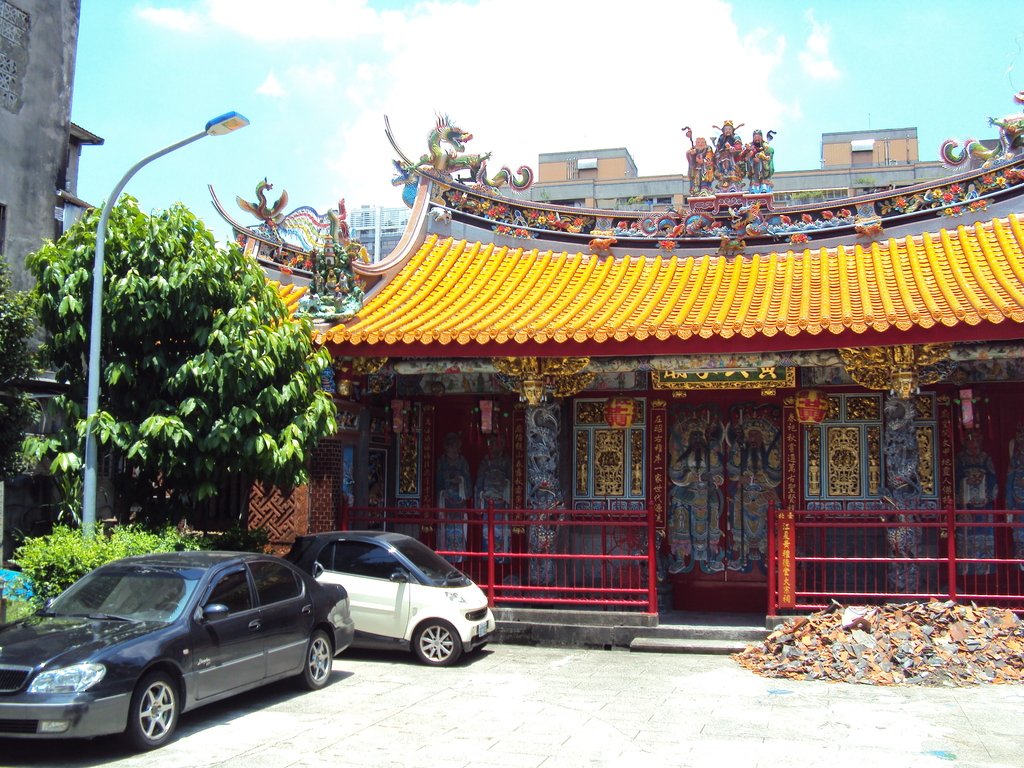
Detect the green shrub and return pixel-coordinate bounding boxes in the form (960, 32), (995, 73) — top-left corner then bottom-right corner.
(12, 524), (204, 604)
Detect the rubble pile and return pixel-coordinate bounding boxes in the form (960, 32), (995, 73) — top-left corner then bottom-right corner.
(734, 600), (1024, 686)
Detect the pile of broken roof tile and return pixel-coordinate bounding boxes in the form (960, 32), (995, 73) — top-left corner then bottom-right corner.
(734, 600), (1024, 686)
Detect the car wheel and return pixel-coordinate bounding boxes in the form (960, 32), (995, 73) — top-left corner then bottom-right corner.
(299, 629), (333, 690)
(413, 619), (463, 666)
(123, 671), (179, 751)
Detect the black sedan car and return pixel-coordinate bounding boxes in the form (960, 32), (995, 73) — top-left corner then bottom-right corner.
(0, 551), (354, 750)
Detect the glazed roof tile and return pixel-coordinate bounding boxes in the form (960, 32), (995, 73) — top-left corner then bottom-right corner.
(273, 282), (307, 316)
(316, 214), (1024, 354)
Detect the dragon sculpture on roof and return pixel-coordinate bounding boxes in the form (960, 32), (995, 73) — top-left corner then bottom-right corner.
(389, 114), (534, 194)
(940, 90), (1024, 169)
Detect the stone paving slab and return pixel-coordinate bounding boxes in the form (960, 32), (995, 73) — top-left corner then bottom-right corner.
(1, 644), (1022, 767)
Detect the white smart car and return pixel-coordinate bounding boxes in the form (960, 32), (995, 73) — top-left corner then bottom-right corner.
(285, 531), (495, 666)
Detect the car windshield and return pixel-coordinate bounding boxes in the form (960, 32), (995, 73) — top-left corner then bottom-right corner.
(390, 537), (471, 586)
(49, 566), (201, 623)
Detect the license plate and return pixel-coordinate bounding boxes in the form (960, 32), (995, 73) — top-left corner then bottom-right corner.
(476, 622), (489, 638)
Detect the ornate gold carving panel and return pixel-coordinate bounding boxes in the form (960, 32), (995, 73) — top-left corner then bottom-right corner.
(826, 396), (841, 420)
(575, 400), (606, 425)
(914, 395), (934, 420)
(593, 429), (626, 497)
(631, 429), (643, 496)
(807, 428), (822, 496)
(398, 433), (419, 496)
(576, 431), (589, 496)
(917, 425), (935, 496)
(868, 425), (882, 496)
(846, 395), (881, 421)
(826, 426), (862, 497)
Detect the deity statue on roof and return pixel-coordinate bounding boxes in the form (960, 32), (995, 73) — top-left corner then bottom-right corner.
(684, 120), (777, 196)
(741, 129), (776, 192)
(712, 120), (745, 190)
(682, 127), (715, 195)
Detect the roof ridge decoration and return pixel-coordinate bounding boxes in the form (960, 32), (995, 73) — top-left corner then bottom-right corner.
(683, 121), (776, 195)
(210, 181), (368, 323)
(386, 113), (534, 199)
(940, 91), (1024, 169)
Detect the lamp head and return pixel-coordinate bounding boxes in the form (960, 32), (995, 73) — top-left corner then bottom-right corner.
(205, 111), (250, 136)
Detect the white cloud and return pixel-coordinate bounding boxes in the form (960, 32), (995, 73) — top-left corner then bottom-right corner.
(256, 71), (285, 97)
(203, 0), (384, 40)
(135, 6), (202, 33)
(317, 0), (794, 207)
(152, 0), (800, 213)
(798, 9), (840, 81)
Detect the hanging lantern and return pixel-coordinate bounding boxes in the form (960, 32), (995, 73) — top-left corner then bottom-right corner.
(480, 399), (495, 434)
(390, 399), (408, 434)
(605, 397), (635, 428)
(795, 389), (829, 425)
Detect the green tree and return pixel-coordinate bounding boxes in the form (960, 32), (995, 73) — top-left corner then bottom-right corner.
(0, 258), (37, 480)
(25, 198), (337, 522)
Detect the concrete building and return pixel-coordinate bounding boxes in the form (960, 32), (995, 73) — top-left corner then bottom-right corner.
(348, 204), (411, 263)
(1, 0), (101, 561)
(0, 0), (98, 290)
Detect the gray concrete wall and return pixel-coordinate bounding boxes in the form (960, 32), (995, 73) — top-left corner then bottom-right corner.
(0, 0), (80, 291)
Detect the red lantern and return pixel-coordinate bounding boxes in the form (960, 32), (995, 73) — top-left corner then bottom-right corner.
(795, 389), (828, 425)
(605, 397), (635, 428)
(391, 399), (408, 434)
(480, 399), (495, 434)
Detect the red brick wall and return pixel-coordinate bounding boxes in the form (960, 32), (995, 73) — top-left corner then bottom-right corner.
(308, 436), (345, 533)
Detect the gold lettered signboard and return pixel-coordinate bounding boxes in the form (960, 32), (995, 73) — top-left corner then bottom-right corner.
(777, 508), (797, 609)
(652, 367), (795, 390)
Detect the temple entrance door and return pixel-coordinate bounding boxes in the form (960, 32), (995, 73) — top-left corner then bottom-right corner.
(664, 400), (781, 613)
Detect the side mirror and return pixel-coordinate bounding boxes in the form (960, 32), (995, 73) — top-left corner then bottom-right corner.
(201, 603), (230, 621)
(389, 569), (409, 583)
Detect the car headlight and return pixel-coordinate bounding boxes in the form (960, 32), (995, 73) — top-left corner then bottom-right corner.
(28, 663), (106, 694)
(445, 591), (468, 604)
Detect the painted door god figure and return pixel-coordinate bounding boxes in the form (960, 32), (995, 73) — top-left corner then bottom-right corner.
(1006, 425), (1024, 569)
(667, 408), (725, 574)
(955, 429), (998, 575)
(476, 439), (512, 559)
(726, 407), (782, 571)
(436, 432), (472, 562)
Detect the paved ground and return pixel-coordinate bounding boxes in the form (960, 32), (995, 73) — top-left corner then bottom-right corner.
(2, 644), (1023, 768)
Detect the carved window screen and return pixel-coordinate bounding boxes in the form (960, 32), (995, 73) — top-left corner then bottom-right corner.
(804, 393), (937, 505)
(573, 398), (646, 502)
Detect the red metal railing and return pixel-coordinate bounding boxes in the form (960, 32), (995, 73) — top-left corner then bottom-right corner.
(768, 505), (1024, 614)
(339, 502), (658, 613)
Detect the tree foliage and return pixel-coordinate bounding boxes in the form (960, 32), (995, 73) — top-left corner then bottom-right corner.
(0, 258), (37, 480)
(25, 198), (337, 521)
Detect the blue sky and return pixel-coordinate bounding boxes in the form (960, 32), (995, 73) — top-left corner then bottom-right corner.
(71, 1), (1024, 245)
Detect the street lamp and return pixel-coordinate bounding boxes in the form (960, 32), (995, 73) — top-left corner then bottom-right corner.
(81, 111), (250, 532)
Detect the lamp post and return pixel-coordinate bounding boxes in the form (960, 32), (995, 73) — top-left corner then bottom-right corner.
(81, 111), (250, 532)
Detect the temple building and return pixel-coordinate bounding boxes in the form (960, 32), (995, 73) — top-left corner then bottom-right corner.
(215, 97), (1024, 615)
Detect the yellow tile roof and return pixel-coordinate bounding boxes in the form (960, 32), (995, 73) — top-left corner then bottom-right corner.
(273, 282), (307, 316)
(316, 214), (1024, 353)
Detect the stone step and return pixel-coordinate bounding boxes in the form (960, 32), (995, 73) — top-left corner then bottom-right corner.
(629, 636), (752, 655)
(636, 624), (768, 643)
